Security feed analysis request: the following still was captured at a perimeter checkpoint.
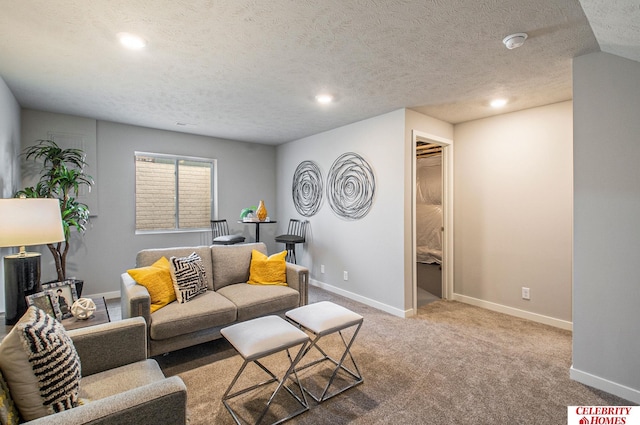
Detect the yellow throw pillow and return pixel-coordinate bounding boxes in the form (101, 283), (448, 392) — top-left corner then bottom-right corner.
(127, 257), (176, 312)
(248, 250), (288, 286)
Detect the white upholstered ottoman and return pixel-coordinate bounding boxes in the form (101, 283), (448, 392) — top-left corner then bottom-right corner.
(221, 315), (310, 425)
(285, 301), (364, 402)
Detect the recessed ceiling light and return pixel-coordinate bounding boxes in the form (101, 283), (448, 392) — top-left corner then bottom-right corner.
(490, 98), (508, 108)
(117, 32), (147, 50)
(315, 94), (334, 104)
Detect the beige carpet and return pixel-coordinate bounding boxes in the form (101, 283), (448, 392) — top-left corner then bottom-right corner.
(154, 287), (632, 424)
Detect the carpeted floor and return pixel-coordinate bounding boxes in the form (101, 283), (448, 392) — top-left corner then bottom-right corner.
(153, 286), (632, 424)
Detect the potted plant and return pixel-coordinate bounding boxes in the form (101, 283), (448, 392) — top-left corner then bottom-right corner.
(15, 139), (94, 287)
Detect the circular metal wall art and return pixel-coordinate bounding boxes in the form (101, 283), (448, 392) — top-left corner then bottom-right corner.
(292, 160), (323, 217)
(327, 152), (376, 220)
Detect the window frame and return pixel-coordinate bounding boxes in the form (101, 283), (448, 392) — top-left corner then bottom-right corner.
(134, 151), (218, 234)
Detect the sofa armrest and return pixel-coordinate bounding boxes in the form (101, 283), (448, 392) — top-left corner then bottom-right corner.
(68, 317), (148, 376)
(121, 272), (152, 326)
(25, 376), (187, 425)
(286, 262), (309, 306)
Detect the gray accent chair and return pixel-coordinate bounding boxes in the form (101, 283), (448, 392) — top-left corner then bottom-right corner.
(26, 317), (187, 424)
(121, 242), (309, 357)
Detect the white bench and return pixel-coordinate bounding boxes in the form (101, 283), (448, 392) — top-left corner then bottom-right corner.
(286, 301), (364, 402)
(221, 315), (310, 425)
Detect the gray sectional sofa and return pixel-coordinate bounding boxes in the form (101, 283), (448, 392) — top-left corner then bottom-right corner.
(121, 242), (309, 357)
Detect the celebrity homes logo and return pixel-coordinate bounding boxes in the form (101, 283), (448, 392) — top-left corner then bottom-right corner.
(568, 406), (638, 424)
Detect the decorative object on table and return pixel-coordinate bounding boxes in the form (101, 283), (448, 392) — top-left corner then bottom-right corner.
(42, 280), (79, 319)
(239, 206), (256, 220)
(15, 139), (94, 283)
(25, 289), (62, 321)
(327, 152), (376, 220)
(70, 298), (96, 320)
(292, 160), (323, 217)
(255, 200), (268, 221)
(0, 198), (65, 325)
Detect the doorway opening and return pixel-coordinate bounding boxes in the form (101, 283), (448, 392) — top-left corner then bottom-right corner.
(412, 130), (453, 313)
(416, 143), (442, 306)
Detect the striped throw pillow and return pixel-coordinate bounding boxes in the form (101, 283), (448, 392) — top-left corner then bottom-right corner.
(0, 306), (81, 421)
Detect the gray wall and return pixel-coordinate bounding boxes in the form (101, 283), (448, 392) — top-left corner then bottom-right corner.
(454, 101), (574, 325)
(0, 76), (22, 313)
(21, 110), (98, 215)
(19, 113), (278, 298)
(276, 109), (453, 315)
(572, 51), (640, 403)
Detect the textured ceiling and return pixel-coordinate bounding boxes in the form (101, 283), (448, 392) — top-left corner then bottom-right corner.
(579, 0), (640, 63)
(0, 0), (627, 145)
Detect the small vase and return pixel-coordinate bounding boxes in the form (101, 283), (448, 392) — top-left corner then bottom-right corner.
(256, 200), (267, 221)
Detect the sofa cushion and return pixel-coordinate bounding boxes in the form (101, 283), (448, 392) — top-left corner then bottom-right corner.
(0, 307), (81, 421)
(248, 250), (288, 286)
(149, 291), (237, 341)
(217, 283), (300, 322)
(79, 359), (164, 401)
(137, 246), (214, 290)
(127, 257), (176, 312)
(169, 252), (208, 303)
(211, 243), (267, 291)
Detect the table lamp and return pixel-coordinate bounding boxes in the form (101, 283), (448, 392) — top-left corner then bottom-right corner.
(0, 198), (65, 325)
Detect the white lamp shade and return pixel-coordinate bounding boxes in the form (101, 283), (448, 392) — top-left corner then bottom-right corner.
(0, 198), (65, 248)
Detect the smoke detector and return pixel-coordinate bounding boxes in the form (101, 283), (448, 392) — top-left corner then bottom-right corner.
(503, 33), (528, 50)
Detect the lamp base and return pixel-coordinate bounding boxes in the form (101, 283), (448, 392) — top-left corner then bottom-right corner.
(4, 253), (41, 325)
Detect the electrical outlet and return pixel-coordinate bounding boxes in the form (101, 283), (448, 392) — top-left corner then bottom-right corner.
(343, 271), (348, 281)
(321, 264), (325, 274)
(522, 287), (530, 300)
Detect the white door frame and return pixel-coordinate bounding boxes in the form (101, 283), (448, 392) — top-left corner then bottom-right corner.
(412, 130), (454, 313)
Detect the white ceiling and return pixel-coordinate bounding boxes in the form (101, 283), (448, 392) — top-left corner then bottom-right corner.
(0, 1), (638, 145)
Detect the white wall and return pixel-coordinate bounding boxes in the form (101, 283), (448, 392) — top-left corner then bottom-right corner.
(18, 113), (278, 297)
(277, 109), (452, 315)
(453, 101), (574, 326)
(0, 76), (22, 313)
(572, 51), (640, 403)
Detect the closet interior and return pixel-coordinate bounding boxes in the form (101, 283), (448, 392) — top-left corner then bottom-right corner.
(416, 142), (442, 306)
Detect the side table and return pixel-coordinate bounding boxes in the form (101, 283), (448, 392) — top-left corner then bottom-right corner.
(61, 297), (111, 331)
(238, 220), (277, 242)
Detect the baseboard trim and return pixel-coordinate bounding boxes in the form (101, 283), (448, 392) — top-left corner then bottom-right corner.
(309, 279), (409, 318)
(452, 293), (573, 331)
(307, 281), (573, 326)
(84, 290), (120, 300)
(570, 366), (640, 404)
